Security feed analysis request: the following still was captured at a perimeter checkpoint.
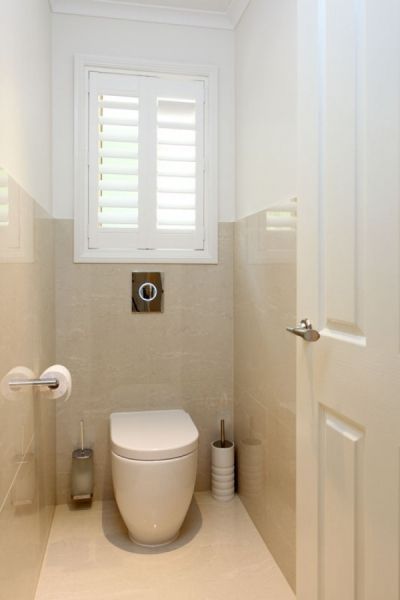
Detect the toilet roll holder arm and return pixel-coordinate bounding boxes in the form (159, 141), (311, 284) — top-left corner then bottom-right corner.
(8, 377), (59, 390)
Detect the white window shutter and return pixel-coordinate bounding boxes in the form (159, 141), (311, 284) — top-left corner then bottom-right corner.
(88, 71), (142, 249)
(0, 167), (9, 228)
(0, 168), (21, 251)
(152, 77), (205, 251)
(86, 70), (207, 255)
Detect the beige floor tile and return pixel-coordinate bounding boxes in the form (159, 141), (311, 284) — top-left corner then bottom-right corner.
(35, 492), (294, 600)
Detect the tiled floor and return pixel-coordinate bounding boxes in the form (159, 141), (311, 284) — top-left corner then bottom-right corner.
(35, 493), (295, 600)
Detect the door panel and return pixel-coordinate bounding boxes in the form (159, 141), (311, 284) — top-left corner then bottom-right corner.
(324, 0), (363, 333)
(297, 0), (400, 598)
(320, 410), (364, 600)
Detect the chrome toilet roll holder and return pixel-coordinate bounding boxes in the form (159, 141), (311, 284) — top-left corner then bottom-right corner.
(8, 377), (60, 390)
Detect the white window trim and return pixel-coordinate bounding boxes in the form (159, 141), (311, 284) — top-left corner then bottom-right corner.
(74, 54), (218, 264)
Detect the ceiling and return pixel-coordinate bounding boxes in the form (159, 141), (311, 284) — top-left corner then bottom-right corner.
(50, 0), (251, 29)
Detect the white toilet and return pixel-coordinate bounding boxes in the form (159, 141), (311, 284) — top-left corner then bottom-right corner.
(110, 409), (199, 547)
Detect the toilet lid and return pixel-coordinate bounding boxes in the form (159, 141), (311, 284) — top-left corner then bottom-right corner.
(110, 410), (199, 460)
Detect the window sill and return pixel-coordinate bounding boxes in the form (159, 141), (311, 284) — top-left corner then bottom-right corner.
(74, 247), (218, 264)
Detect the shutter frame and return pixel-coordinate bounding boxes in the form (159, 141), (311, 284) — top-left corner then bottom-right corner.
(74, 56), (218, 263)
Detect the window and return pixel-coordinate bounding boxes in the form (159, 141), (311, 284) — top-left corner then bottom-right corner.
(75, 57), (218, 263)
(0, 167), (9, 228)
(0, 167), (34, 262)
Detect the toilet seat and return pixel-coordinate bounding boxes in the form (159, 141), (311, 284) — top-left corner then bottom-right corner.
(110, 409), (199, 461)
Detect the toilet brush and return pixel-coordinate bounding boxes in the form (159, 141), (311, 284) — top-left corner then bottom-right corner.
(220, 419), (225, 448)
(80, 419), (84, 451)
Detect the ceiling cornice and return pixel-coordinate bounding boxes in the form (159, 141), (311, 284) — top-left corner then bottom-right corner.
(49, 0), (251, 30)
(226, 0), (250, 27)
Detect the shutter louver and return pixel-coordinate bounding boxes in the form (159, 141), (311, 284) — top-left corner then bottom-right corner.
(97, 94), (139, 229)
(0, 168), (9, 227)
(157, 99), (197, 230)
(265, 200), (297, 231)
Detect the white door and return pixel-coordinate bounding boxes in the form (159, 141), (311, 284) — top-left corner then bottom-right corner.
(296, 1), (400, 599)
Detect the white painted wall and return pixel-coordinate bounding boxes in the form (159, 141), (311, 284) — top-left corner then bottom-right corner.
(0, 0), (52, 212)
(235, 0), (297, 219)
(52, 14), (235, 222)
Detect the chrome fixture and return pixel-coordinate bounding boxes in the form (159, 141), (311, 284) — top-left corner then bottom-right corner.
(71, 421), (94, 503)
(132, 272), (163, 313)
(8, 377), (59, 390)
(286, 318), (320, 342)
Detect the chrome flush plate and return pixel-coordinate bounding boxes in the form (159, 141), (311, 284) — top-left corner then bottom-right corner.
(132, 272), (164, 313)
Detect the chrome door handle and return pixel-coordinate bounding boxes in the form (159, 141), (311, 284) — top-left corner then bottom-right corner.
(286, 319), (320, 342)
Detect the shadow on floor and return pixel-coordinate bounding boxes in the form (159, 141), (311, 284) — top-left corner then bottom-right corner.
(100, 497), (203, 554)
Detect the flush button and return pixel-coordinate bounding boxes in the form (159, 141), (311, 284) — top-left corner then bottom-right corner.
(138, 282), (158, 302)
(132, 273), (163, 313)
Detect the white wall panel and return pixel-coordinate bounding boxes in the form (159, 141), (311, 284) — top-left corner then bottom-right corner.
(0, 0), (52, 212)
(235, 0), (297, 219)
(52, 14), (235, 221)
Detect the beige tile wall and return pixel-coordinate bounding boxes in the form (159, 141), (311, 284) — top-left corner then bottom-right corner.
(55, 220), (234, 503)
(0, 174), (55, 600)
(50, 211), (296, 590)
(234, 209), (297, 590)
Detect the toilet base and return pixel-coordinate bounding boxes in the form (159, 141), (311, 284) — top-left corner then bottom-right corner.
(128, 531), (179, 548)
(112, 449), (197, 551)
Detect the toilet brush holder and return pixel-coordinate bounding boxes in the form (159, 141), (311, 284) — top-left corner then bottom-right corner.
(211, 439), (235, 502)
(71, 420), (93, 502)
(71, 448), (93, 502)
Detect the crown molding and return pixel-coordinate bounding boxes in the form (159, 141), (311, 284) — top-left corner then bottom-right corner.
(226, 0), (250, 28)
(50, 0), (251, 30)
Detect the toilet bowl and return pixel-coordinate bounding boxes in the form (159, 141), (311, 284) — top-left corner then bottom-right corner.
(110, 409), (198, 547)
